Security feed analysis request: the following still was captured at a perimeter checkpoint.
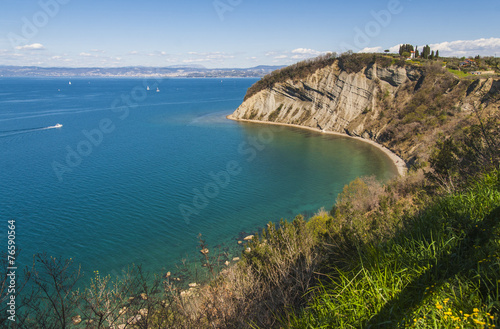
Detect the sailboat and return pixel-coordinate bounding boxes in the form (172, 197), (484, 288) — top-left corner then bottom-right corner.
(147, 86), (150, 91)
(156, 87), (160, 92)
(68, 81), (72, 85)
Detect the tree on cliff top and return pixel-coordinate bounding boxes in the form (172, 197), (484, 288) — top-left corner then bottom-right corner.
(399, 44), (414, 56)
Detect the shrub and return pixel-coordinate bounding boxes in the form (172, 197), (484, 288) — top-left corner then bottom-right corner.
(429, 110), (500, 191)
(333, 176), (385, 216)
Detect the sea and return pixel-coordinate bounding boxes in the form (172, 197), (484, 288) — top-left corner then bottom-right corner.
(0, 77), (397, 283)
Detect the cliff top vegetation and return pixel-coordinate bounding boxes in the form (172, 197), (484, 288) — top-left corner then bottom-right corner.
(244, 51), (500, 101)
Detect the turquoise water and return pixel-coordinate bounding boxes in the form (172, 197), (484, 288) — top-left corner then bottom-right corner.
(0, 78), (397, 279)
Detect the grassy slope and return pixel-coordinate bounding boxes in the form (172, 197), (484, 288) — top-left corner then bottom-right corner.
(285, 170), (500, 328)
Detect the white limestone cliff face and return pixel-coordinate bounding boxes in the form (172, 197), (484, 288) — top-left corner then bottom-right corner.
(231, 62), (421, 138)
(231, 61), (499, 167)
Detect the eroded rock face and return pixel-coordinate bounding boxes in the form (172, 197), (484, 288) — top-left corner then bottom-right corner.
(231, 61), (499, 166)
(231, 63), (417, 134)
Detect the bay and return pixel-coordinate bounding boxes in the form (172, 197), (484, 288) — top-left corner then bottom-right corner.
(0, 77), (397, 280)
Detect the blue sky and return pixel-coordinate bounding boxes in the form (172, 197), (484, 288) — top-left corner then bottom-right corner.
(1, 0), (499, 67)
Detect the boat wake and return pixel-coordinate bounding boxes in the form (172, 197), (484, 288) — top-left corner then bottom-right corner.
(0, 123), (62, 137)
(46, 123), (63, 129)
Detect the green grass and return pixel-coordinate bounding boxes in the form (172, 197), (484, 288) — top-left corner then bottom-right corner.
(407, 60), (422, 66)
(447, 68), (472, 78)
(285, 170), (500, 328)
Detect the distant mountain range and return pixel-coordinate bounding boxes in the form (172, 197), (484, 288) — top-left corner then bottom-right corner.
(0, 65), (285, 78)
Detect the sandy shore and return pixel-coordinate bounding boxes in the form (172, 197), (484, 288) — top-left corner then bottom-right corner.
(227, 115), (407, 177)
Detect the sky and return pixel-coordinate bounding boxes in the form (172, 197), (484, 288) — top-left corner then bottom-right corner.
(0, 0), (499, 68)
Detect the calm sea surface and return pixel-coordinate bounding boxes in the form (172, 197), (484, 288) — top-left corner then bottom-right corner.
(0, 78), (397, 280)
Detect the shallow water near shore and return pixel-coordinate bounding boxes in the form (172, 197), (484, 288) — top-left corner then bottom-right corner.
(0, 78), (397, 281)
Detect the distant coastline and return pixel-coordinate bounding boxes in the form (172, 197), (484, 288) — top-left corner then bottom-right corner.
(227, 114), (407, 177)
(0, 65), (285, 78)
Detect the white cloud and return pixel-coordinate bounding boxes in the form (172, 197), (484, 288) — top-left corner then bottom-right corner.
(388, 45), (401, 53)
(291, 48), (322, 55)
(366, 38), (500, 57)
(145, 50), (172, 57)
(359, 46), (383, 53)
(181, 51), (235, 64)
(79, 52), (93, 57)
(0, 49), (23, 59)
(182, 58), (207, 63)
(429, 37), (500, 56)
(15, 43), (45, 50)
(262, 48), (332, 65)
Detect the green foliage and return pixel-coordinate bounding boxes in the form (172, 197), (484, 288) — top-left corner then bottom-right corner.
(286, 169), (500, 328)
(338, 53), (379, 74)
(399, 44), (414, 56)
(422, 45), (431, 59)
(429, 112), (500, 190)
(447, 68), (471, 78)
(333, 176), (383, 216)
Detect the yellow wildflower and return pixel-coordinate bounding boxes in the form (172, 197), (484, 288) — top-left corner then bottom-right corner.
(473, 319), (485, 325)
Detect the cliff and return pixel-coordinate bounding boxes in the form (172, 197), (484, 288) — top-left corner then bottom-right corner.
(230, 57), (500, 168)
